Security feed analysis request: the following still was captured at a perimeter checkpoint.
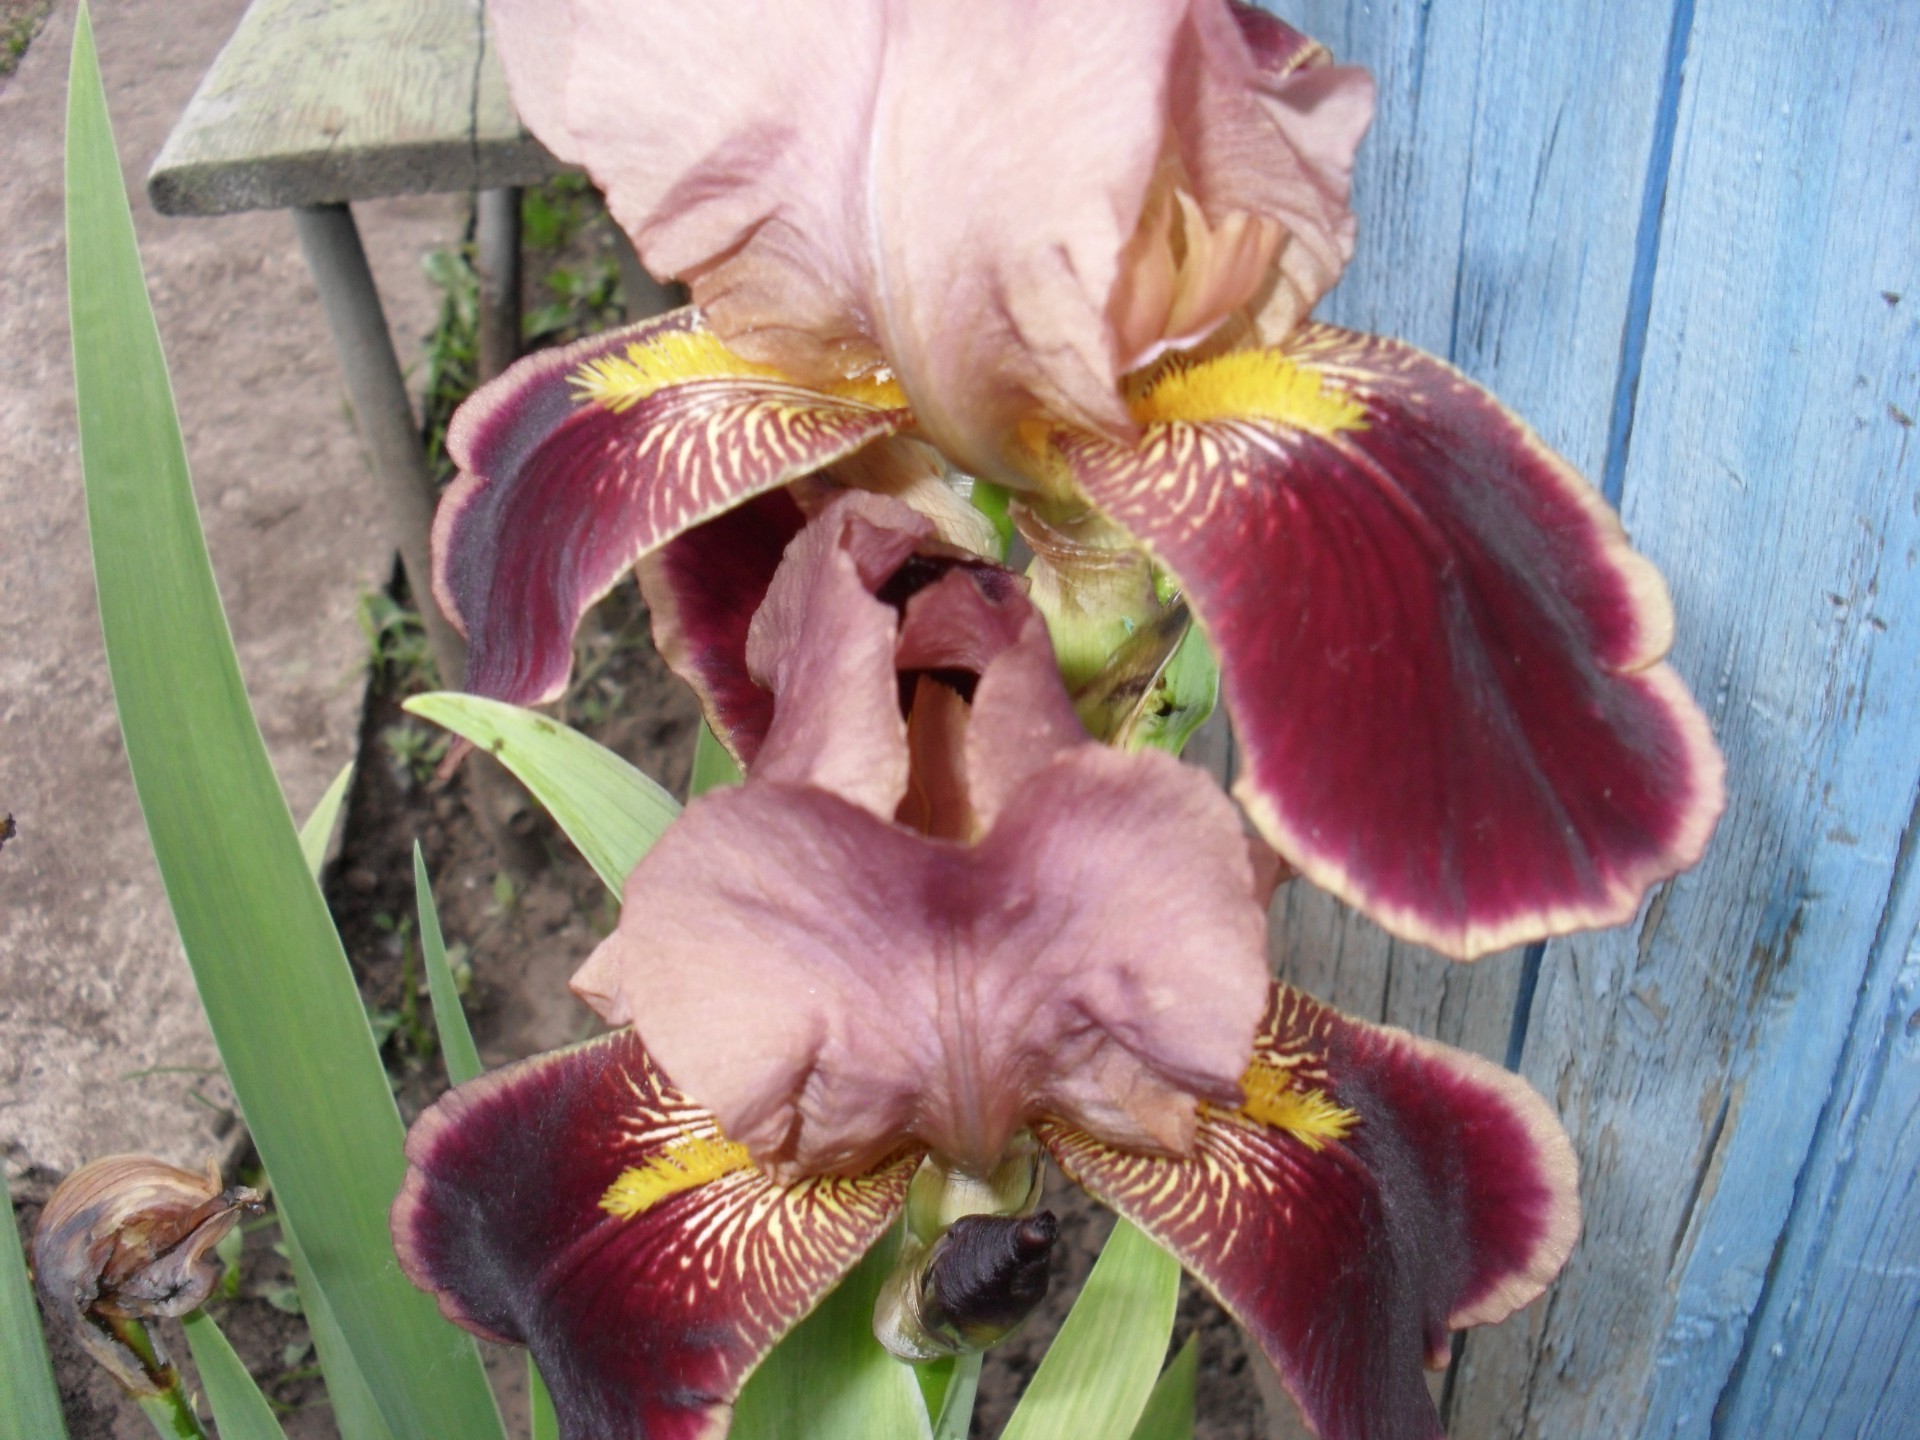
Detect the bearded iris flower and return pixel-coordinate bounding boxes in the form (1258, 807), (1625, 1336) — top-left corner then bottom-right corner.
(431, 0), (1722, 961)
(395, 494), (1580, 1440)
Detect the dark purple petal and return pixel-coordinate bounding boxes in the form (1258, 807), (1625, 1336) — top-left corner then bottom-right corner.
(1040, 984), (1579, 1440)
(392, 1031), (915, 1440)
(1058, 325), (1725, 958)
(432, 307), (909, 706)
(636, 488), (806, 767)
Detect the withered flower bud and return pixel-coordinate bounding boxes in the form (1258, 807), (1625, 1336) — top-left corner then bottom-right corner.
(32, 1155), (260, 1394)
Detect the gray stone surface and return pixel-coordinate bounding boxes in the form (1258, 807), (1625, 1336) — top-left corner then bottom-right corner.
(1, 0), (462, 1201)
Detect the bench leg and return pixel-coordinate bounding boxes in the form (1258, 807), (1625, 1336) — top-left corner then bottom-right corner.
(290, 202), (467, 690)
(475, 187), (522, 382)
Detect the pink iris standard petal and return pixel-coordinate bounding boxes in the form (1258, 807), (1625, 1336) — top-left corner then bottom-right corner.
(1058, 325), (1725, 959)
(1107, 5), (1371, 374)
(504, 1), (1268, 477)
(487, 0), (578, 165)
(1041, 983), (1580, 1440)
(642, 490), (1062, 783)
(1187, 4), (1374, 343)
(577, 495), (1265, 1175)
(739, 493), (932, 818)
(571, 742), (1268, 1181)
(391, 1031), (916, 1440)
(433, 307), (908, 705)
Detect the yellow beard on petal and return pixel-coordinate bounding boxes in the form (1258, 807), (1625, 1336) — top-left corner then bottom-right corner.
(1127, 349), (1368, 438)
(571, 330), (907, 413)
(1226, 1054), (1359, 1152)
(572, 331), (788, 411)
(600, 1131), (754, 1218)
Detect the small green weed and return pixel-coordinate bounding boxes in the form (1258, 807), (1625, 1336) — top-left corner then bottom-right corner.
(0, 1), (51, 79)
(357, 589), (437, 692)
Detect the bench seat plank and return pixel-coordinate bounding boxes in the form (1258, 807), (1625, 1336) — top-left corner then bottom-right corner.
(148, 0), (563, 215)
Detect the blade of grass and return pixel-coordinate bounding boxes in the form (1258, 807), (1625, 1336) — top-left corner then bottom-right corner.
(296, 762), (354, 876)
(65, 13), (503, 1439)
(181, 1312), (287, 1440)
(1127, 1336), (1197, 1440)
(413, 844), (480, 1086)
(731, 1230), (933, 1440)
(999, 1221), (1180, 1440)
(405, 693), (678, 895)
(1, 1207), (67, 1440)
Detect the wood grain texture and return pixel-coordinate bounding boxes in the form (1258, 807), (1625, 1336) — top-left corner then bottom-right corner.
(1259, 1), (1918, 1435)
(1614, 1), (1920, 1432)
(1256, 1), (1680, 1432)
(146, 0), (562, 215)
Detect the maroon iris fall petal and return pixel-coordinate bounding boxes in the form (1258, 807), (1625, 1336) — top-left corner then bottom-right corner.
(1039, 983), (1580, 1440)
(1056, 323), (1725, 958)
(636, 488), (806, 765)
(391, 1031), (916, 1440)
(431, 307), (909, 707)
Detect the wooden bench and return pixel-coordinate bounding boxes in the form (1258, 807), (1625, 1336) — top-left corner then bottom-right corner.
(147, 0), (565, 685)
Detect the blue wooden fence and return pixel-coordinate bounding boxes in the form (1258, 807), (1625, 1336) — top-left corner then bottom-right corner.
(1264, 1), (1919, 1433)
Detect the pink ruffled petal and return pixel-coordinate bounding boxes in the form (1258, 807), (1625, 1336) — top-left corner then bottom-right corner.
(392, 1031), (915, 1440)
(434, 307), (908, 705)
(740, 492), (940, 815)
(1040, 983), (1580, 1440)
(487, 0), (580, 165)
(1172, 4), (1374, 342)
(1058, 326), (1725, 959)
(571, 741), (1267, 1181)
(515, 2), (1334, 479)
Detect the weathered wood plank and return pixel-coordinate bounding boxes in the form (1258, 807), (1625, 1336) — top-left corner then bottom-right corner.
(147, 0), (562, 215)
(1256, 2), (1680, 1430)
(1628, 2), (1920, 1432)
(1476, 0), (1920, 1433)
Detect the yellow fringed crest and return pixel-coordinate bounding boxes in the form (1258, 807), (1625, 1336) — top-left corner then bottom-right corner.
(1231, 1055), (1359, 1151)
(1129, 350), (1368, 438)
(600, 1131), (754, 1218)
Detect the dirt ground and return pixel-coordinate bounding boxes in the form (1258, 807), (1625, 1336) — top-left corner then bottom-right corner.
(3, 2), (1285, 1435)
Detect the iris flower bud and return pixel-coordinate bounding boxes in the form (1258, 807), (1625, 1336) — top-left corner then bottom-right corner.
(874, 1141), (1058, 1361)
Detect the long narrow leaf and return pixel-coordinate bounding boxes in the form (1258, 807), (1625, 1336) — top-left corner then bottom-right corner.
(0, 1209), (67, 1440)
(528, 1363), (559, 1440)
(689, 720), (742, 795)
(181, 1313), (286, 1440)
(281, 1227), (395, 1440)
(297, 762), (355, 877)
(405, 693), (679, 895)
(731, 1232), (933, 1440)
(1128, 1336), (1198, 1440)
(413, 844), (481, 1086)
(288, 790), (395, 1440)
(415, 843), (572, 1435)
(64, 14), (503, 1439)
(999, 1221), (1180, 1440)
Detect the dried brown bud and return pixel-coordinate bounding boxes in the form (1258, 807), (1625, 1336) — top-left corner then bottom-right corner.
(32, 1155), (260, 1394)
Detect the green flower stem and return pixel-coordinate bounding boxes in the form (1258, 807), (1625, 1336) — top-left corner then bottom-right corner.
(108, 1318), (209, 1440)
